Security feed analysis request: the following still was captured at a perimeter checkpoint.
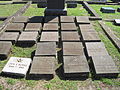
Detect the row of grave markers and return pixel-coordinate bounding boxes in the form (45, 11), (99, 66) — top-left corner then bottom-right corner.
(0, 16), (119, 79)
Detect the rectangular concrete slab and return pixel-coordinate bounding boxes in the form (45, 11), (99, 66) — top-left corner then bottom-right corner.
(61, 23), (77, 31)
(61, 31), (80, 41)
(82, 32), (101, 42)
(43, 23), (58, 31)
(40, 32), (58, 42)
(0, 41), (12, 60)
(5, 23), (24, 33)
(44, 16), (59, 23)
(17, 32), (38, 47)
(28, 16), (43, 23)
(63, 42), (84, 56)
(76, 16), (90, 24)
(60, 16), (75, 23)
(13, 16), (29, 23)
(0, 32), (19, 44)
(86, 42), (109, 56)
(35, 42), (56, 56)
(29, 56), (55, 79)
(63, 56), (89, 78)
(25, 23), (42, 32)
(92, 55), (119, 77)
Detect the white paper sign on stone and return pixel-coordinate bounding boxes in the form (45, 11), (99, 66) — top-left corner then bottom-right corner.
(2, 57), (32, 77)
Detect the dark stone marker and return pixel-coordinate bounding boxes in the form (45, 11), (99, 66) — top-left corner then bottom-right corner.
(100, 7), (115, 13)
(29, 56), (55, 80)
(86, 42), (109, 57)
(117, 8), (120, 12)
(35, 42), (56, 56)
(40, 32), (58, 42)
(0, 32), (19, 44)
(91, 55), (119, 78)
(81, 32), (101, 42)
(13, 16), (29, 23)
(76, 16), (90, 24)
(44, 0), (67, 16)
(37, 2), (47, 8)
(25, 23), (42, 32)
(43, 23), (58, 31)
(28, 16), (43, 23)
(17, 32), (38, 47)
(0, 41), (12, 60)
(67, 3), (77, 8)
(61, 23), (77, 31)
(63, 42), (84, 56)
(5, 23), (24, 33)
(60, 16), (75, 23)
(61, 31), (80, 42)
(44, 16), (59, 23)
(63, 56), (89, 78)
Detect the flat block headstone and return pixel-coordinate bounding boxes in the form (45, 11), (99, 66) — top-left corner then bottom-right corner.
(40, 32), (58, 42)
(0, 42), (12, 60)
(101, 7), (115, 13)
(61, 23), (77, 31)
(37, 2), (47, 8)
(63, 56), (89, 78)
(92, 55), (119, 77)
(35, 42), (56, 56)
(17, 32), (38, 47)
(63, 42), (84, 56)
(60, 16), (75, 23)
(0, 32), (19, 44)
(28, 16), (43, 23)
(2, 57), (31, 77)
(43, 23), (58, 31)
(25, 23), (42, 32)
(117, 8), (120, 12)
(114, 19), (120, 25)
(13, 16), (29, 23)
(82, 32), (101, 42)
(76, 16), (90, 24)
(44, 16), (59, 23)
(86, 42), (109, 56)
(67, 3), (77, 8)
(5, 23), (24, 33)
(61, 31), (80, 41)
(29, 56), (55, 79)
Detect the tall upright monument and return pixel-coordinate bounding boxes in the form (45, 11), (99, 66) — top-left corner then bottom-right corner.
(44, 0), (67, 16)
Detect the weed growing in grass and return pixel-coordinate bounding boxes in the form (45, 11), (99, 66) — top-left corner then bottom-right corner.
(6, 78), (17, 85)
(0, 85), (4, 90)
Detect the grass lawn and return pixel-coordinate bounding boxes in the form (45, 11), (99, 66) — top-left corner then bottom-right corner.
(105, 22), (120, 38)
(0, 4), (24, 17)
(90, 4), (120, 19)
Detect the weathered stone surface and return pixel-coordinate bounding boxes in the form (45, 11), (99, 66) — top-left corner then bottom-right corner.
(60, 16), (75, 23)
(82, 32), (101, 42)
(13, 16), (29, 23)
(63, 56), (89, 78)
(28, 16), (43, 23)
(61, 31), (80, 41)
(44, 16), (58, 23)
(92, 55), (119, 77)
(5, 23), (24, 33)
(79, 24), (94, 31)
(25, 23), (42, 31)
(76, 16), (90, 24)
(0, 32), (19, 44)
(2, 57), (31, 77)
(61, 23), (77, 31)
(29, 56), (55, 79)
(17, 32), (38, 47)
(100, 7), (115, 13)
(63, 42), (84, 56)
(40, 32), (58, 42)
(86, 42), (109, 56)
(35, 42), (56, 56)
(67, 3), (77, 8)
(0, 41), (12, 60)
(43, 23), (58, 31)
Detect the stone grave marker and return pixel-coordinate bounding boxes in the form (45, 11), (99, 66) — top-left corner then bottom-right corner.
(0, 42), (12, 60)
(67, 3), (77, 8)
(61, 23), (77, 31)
(76, 16), (90, 24)
(44, 16), (59, 23)
(0, 32), (19, 44)
(114, 19), (120, 25)
(100, 7), (115, 13)
(43, 23), (58, 31)
(28, 16), (43, 23)
(13, 16), (29, 23)
(117, 8), (120, 12)
(60, 16), (75, 23)
(35, 42), (56, 56)
(2, 57), (31, 77)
